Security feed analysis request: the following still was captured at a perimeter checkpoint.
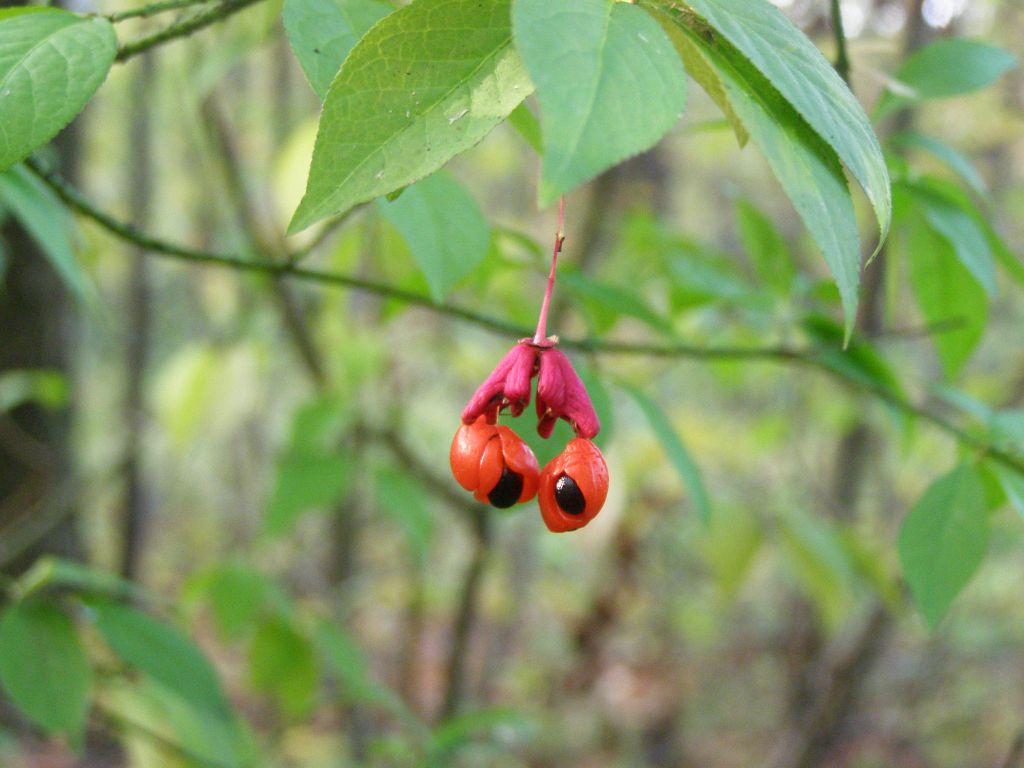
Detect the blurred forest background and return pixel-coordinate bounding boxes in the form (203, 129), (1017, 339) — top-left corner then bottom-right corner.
(1, 0), (1024, 766)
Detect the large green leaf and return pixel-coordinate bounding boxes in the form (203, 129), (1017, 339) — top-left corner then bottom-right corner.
(622, 383), (711, 525)
(282, 0), (391, 99)
(512, 0), (686, 204)
(0, 8), (116, 171)
(673, 0), (890, 251)
(90, 601), (232, 720)
(667, 24), (861, 337)
(879, 39), (1017, 116)
(289, 0), (532, 233)
(0, 164), (89, 300)
(898, 464), (989, 627)
(0, 601), (91, 739)
(379, 171), (490, 302)
(904, 209), (987, 378)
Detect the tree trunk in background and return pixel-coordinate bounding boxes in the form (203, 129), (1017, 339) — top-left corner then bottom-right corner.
(120, 52), (156, 580)
(0, 0), (82, 578)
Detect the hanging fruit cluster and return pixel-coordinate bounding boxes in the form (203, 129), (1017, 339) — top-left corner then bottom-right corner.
(449, 200), (609, 533)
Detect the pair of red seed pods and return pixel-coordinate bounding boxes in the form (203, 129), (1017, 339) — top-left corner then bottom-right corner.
(450, 338), (609, 532)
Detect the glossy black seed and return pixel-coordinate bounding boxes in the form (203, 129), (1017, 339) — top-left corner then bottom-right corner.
(488, 466), (523, 508)
(555, 474), (586, 515)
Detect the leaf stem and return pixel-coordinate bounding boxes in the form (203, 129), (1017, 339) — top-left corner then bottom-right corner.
(532, 196), (565, 345)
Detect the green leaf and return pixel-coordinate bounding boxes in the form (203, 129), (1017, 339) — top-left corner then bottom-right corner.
(513, 0), (686, 204)
(507, 102), (542, 152)
(734, 198), (794, 293)
(289, 0), (532, 233)
(802, 315), (904, 398)
(777, 511), (857, 629)
(879, 39), (1017, 116)
(374, 465), (434, 564)
(669, 0), (890, 253)
(428, 708), (534, 764)
(904, 209), (987, 378)
(249, 618), (318, 718)
(315, 620), (413, 718)
(0, 164), (90, 300)
(282, 0), (391, 99)
(203, 563), (274, 640)
(621, 383), (711, 524)
(889, 131), (988, 201)
(379, 171), (490, 302)
(652, 10), (747, 146)
(0, 601), (91, 739)
(989, 463), (1024, 521)
(14, 556), (146, 603)
(0, 9), (116, 171)
(903, 181), (995, 297)
(560, 270), (673, 335)
(265, 452), (351, 536)
(671, 25), (862, 338)
(90, 601), (232, 720)
(898, 464), (989, 627)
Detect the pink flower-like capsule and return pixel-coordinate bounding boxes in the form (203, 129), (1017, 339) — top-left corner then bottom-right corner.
(461, 340), (599, 439)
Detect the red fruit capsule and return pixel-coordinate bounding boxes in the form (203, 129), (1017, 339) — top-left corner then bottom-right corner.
(450, 417), (540, 508)
(538, 438), (608, 532)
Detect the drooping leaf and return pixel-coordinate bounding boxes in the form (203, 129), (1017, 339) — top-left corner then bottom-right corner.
(512, 0), (686, 204)
(0, 164), (89, 300)
(289, 0), (532, 232)
(249, 618), (318, 718)
(878, 39), (1017, 116)
(0, 601), (91, 739)
(0, 8), (116, 171)
(665, 24), (861, 337)
(654, 11), (747, 145)
(904, 209), (987, 378)
(90, 601), (232, 720)
(622, 383), (711, 524)
(665, 0), (890, 252)
(379, 171), (490, 302)
(282, 0), (391, 99)
(898, 464), (989, 627)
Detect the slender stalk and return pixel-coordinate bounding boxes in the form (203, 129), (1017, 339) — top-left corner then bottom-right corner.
(115, 0), (266, 62)
(532, 196), (566, 345)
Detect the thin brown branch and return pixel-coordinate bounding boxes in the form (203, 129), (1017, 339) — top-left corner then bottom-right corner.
(25, 158), (1024, 478)
(114, 0), (266, 62)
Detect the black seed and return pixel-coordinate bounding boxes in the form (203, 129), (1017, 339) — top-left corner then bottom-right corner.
(555, 474), (586, 515)
(488, 467), (523, 508)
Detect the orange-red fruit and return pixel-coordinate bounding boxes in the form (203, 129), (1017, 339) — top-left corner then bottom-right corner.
(450, 417), (539, 508)
(538, 438), (608, 532)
